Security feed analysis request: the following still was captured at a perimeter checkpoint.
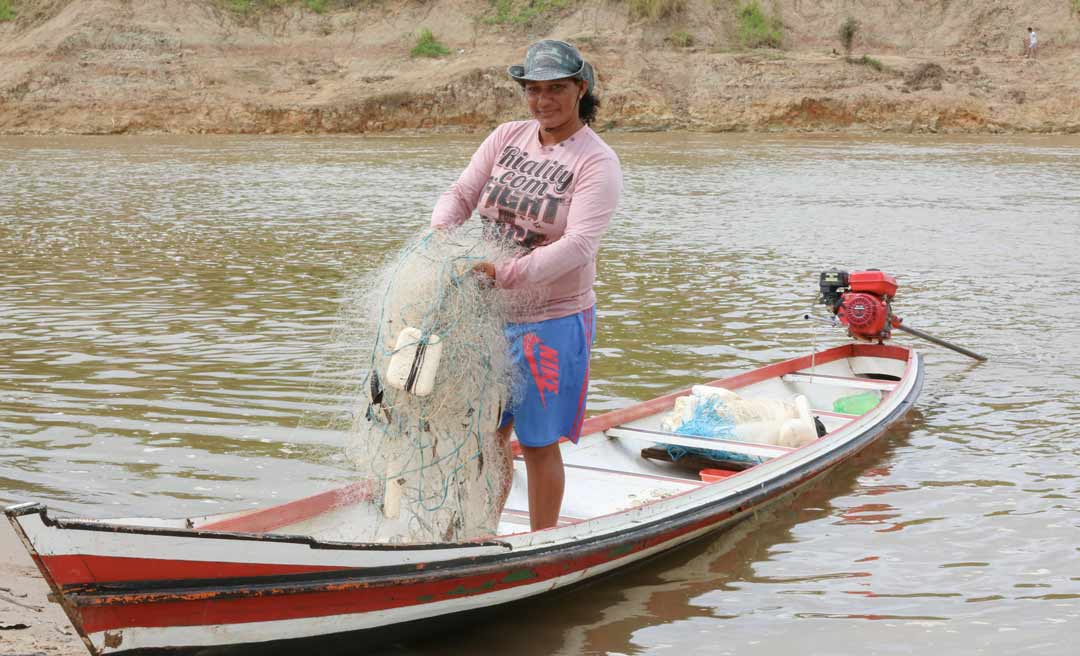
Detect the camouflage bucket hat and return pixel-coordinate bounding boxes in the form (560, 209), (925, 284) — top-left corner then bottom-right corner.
(508, 40), (596, 94)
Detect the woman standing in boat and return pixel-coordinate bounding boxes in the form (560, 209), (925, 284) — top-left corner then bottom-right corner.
(430, 40), (622, 530)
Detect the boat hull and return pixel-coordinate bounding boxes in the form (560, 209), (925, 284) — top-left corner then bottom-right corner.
(6, 343), (923, 655)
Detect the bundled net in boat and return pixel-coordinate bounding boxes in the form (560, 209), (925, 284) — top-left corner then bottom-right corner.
(332, 227), (530, 543)
(660, 386), (819, 464)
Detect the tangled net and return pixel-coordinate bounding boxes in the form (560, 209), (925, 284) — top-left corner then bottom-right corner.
(659, 386), (820, 464)
(334, 226), (531, 543)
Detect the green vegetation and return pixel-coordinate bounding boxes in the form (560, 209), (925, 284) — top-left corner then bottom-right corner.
(668, 30), (694, 48)
(411, 28), (451, 58)
(221, 0), (346, 14)
(839, 17), (858, 56)
(0, 0), (15, 22)
(485, 0), (571, 27)
(737, 1), (782, 49)
(627, 0), (686, 20)
(226, 0), (280, 13)
(570, 33), (601, 47)
(854, 54), (885, 71)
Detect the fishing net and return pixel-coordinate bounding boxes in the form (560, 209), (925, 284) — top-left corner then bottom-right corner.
(660, 386), (818, 462)
(330, 226), (532, 543)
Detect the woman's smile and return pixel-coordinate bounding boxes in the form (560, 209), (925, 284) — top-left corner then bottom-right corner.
(525, 78), (585, 143)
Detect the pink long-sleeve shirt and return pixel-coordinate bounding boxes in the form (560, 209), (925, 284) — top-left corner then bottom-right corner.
(431, 120), (622, 323)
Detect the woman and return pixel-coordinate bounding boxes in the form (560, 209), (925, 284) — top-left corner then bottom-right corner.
(430, 40), (622, 531)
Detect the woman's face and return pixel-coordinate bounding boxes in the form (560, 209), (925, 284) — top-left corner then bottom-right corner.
(524, 77), (585, 131)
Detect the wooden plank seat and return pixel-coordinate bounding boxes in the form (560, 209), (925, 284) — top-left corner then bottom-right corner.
(500, 508), (578, 529)
(813, 409), (862, 419)
(781, 372), (898, 392)
(606, 426), (795, 460)
(561, 461), (705, 487)
(639, 446), (755, 473)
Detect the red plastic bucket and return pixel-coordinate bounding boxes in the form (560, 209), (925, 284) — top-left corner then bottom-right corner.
(699, 468), (737, 483)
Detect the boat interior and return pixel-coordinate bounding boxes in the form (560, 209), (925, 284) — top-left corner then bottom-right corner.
(173, 350), (908, 542)
(500, 352), (906, 533)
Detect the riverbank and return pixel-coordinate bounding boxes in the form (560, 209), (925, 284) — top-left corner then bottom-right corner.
(0, 521), (85, 655)
(1, 0), (1079, 135)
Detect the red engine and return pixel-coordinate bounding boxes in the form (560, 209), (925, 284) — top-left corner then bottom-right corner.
(819, 270), (898, 342)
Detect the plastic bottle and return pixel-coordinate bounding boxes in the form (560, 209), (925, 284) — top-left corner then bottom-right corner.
(832, 391), (881, 415)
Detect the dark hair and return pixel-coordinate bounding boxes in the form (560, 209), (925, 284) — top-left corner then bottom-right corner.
(579, 89), (599, 124)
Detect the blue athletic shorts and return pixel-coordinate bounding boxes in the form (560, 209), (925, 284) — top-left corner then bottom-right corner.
(501, 306), (596, 448)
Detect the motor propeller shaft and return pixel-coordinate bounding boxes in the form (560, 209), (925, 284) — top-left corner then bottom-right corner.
(892, 319), (987, 362)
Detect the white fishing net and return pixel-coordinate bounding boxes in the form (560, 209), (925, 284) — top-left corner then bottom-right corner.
(661, 386), (818, 448)
(330, 226), (532, 543)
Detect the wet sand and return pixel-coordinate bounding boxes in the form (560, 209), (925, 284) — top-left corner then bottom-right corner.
(0, 520), (86, 655)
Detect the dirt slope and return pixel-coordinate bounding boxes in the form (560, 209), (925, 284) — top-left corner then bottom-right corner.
(0, 0), (1078, 135)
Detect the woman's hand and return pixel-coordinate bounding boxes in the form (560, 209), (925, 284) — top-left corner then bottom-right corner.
(472, 262), (496, 287)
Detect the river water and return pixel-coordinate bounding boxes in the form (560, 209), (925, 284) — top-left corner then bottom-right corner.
(1, 133), (1078, 655)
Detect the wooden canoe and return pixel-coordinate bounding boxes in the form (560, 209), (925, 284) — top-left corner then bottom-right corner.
(5, 342), (923, 655)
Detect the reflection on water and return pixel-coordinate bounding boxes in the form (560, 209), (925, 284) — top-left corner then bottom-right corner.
(2, 133), (1079, 654)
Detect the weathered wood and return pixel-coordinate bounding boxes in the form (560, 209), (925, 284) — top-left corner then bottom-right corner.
(640, 446), (755, 472)
(781, 372), (898, 391)
(607, 426), (794, 459)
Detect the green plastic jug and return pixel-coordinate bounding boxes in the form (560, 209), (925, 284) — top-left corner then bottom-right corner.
(833, 391), (880, 415)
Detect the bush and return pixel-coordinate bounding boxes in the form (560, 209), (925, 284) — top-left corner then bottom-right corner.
(668, 30), (694, 48)
(628, 0), (687, 20)
(737, 1), (782, 49)
(486, 0), (571, 27)
(411, 28), (451, 58)
(856, 55), (884, 71)
(222, 0), (337, 14)
(226, 0), (255, 12)
(839, 17), (858, 56)
(0, 0), (14, 22)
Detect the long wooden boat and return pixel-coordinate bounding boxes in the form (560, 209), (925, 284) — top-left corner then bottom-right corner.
(6, 342), (922, 655)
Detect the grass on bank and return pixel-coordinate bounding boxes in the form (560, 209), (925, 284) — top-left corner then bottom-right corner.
(667, 29), (693, 48)
(737, 1), (782, 49)
(223, 0), (347, 14)
(627, 0), (686, 20)
(411, 28), (451, 58)
(0, 0), (15, 22)
(852, 54), (885, 71)
(486, 0), (571, 27)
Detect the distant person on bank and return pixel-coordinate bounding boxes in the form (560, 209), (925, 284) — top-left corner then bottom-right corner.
(430, 40), (622, 530)
(1027, 27), (1038, 59)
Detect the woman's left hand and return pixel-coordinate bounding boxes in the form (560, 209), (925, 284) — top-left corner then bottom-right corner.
(473, 262), (496, 285)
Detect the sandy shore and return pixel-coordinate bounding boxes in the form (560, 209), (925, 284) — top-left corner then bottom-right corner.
(0, 520), (87, 656)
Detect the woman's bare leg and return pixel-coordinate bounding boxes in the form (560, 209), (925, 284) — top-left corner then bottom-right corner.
(520, 442), (565, 531)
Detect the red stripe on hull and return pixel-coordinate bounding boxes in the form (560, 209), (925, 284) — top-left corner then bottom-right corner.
(44, 555), (347, 586)
(76, 506), (743, 635)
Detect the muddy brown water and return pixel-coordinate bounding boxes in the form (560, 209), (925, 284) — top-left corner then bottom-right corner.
(1, 133), (1078, 655)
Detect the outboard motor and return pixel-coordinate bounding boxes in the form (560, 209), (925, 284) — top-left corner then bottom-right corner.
(819, 269), (898, 342)
(816, 269), (986, 361)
